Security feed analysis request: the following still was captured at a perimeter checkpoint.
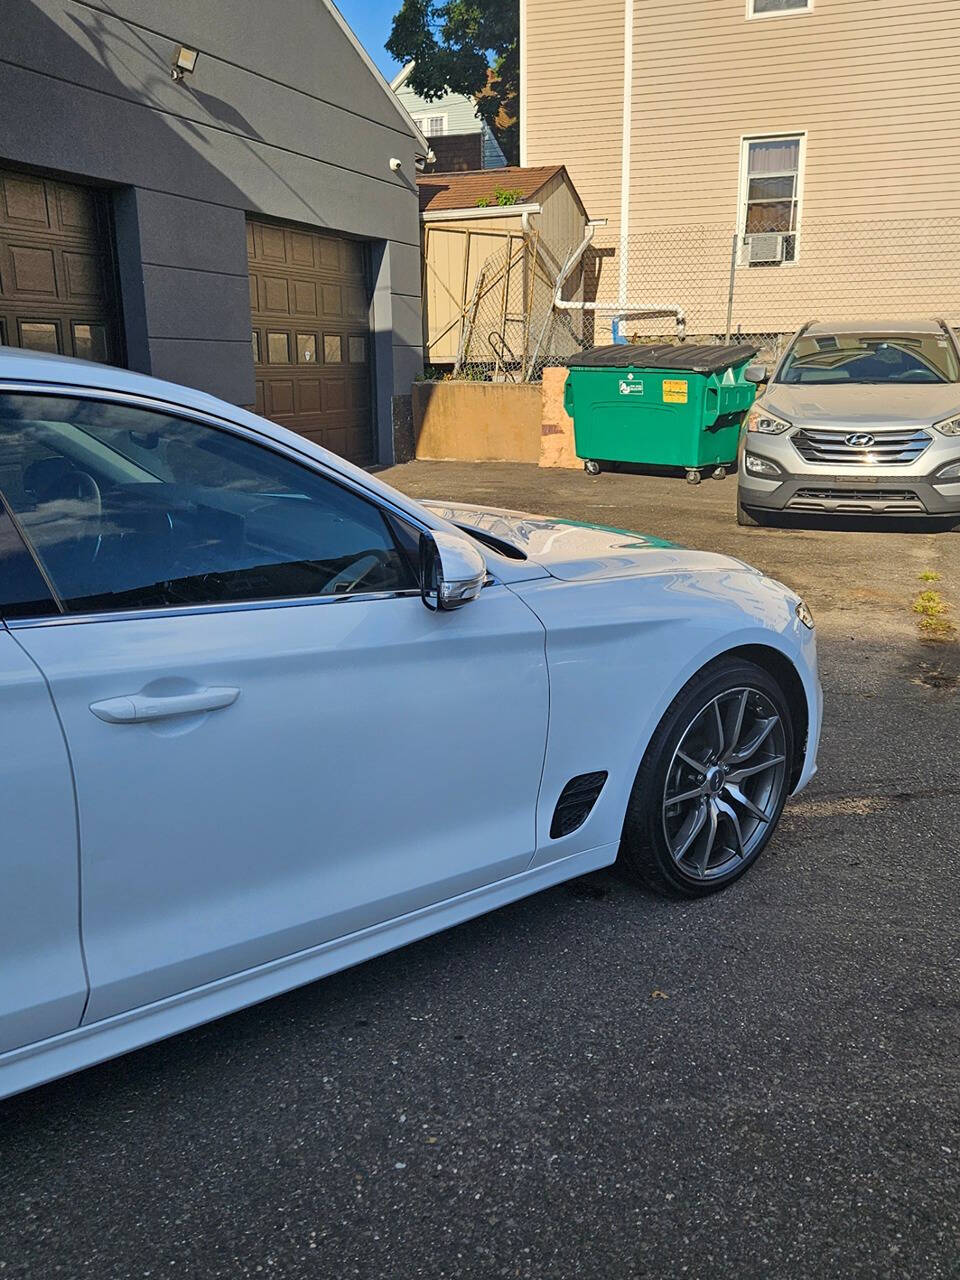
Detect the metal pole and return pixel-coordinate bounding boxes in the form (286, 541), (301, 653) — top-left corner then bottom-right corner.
(724, 232), (738, 344)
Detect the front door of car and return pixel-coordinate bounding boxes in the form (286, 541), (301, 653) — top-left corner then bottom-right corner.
(0, 391), (548, 1025)
(0, 506), (88, 1054)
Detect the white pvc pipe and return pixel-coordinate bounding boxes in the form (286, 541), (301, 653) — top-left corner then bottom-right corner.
(619, 0), (634, 308)
(551, 222), (686, 332)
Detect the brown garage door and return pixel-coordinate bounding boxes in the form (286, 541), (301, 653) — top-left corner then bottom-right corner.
(247, 218), (374, 464)
(0, 166), (122, 365)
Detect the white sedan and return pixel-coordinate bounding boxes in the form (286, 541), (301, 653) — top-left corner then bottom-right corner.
(0, 348), (821, 1099)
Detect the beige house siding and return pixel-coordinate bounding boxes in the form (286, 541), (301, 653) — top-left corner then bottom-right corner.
(523, 0), (960, 337)
(536, 170), (589, 279)
(524, 0), (625, 238)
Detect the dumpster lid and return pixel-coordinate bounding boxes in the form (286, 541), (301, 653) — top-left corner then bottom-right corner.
(566, 343), (759, 373)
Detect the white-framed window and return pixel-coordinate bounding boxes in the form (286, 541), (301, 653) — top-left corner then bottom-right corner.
(747, 0), (812, 17)
(737, 133), (805, 266)
(413, 113), (447, 137)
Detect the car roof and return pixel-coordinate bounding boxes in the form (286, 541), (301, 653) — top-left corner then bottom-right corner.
(804, 319), (947, 336)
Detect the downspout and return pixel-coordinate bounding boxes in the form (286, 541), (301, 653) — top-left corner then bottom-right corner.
(619, 0), (634, 311)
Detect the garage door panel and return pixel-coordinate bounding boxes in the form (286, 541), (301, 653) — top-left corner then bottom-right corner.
(2, 174), (49, 228)
(315, 238), (341, 271)
(248, 217), (373, 464)
(262, 275), (290, 313)
(63, 251), (104, 300)
(9, 245), (57, 296)
(323, 376), (347, 412)
(55, 184), (98, 235)
(319, 284), (341, 317)
(290, 232), (315, 267)
(266, 379), (295, 415)
(341, 240), (365, 274)
(259, 224), (288, 262)
(298, 380), (322, 413)
(0, 166), (121, 368)
(292, 280), (318, 316)
(344, 286), (367, 319)
(351, 380), (371, 412)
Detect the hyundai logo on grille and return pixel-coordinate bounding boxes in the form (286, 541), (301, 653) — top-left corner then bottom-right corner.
(845, 432), (876, 447)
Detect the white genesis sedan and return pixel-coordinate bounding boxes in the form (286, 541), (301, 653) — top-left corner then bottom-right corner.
(0, 349), (821, 1099)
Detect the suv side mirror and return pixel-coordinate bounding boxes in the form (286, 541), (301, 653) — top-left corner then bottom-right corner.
(744, 363), (767, 384)
(419, 529), (487, 611)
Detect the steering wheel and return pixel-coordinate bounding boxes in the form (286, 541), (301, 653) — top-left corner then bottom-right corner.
(324, 551), (389, 596)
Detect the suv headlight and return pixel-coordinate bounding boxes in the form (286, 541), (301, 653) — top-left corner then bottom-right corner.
(746, 406), (792, 435)
(932, 415), (960, 437)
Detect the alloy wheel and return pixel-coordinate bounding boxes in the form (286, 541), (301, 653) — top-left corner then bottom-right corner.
(661, 686), (787, 881)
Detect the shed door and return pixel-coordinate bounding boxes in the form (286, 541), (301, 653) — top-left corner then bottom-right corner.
(247, 218), (374, 465)
(0, 165), (122, 365)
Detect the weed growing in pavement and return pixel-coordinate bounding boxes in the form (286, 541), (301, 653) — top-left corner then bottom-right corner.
(913, 588), (957, 642)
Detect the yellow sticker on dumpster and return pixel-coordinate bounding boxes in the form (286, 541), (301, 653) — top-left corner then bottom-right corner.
(662, 379), (688, 404)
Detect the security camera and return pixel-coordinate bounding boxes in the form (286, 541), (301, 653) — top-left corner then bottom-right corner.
(389, 157), (403, 173)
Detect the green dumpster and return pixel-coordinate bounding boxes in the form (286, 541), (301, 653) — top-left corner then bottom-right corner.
(563, 343), (759, 478)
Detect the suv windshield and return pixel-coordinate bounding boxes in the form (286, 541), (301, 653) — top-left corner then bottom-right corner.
(778, 332), (960, 385)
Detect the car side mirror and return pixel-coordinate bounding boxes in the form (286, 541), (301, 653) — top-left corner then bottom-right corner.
(744, 363), (767, 384)
(419, 529), (487, 611)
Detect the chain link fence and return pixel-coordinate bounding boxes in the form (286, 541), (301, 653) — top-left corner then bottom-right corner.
(448, 217), (960, 380)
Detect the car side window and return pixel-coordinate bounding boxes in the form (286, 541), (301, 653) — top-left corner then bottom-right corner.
(0, 393), (417, 614)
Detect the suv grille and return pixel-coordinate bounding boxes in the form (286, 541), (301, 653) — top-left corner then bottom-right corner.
(788, 488), (925, 513)
(792, 428), (931, 466)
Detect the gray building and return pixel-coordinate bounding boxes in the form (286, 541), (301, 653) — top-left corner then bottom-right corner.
(0, 0), (427, 465)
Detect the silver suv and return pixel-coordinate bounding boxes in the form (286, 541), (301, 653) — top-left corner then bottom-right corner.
(736, 320), (960, 525)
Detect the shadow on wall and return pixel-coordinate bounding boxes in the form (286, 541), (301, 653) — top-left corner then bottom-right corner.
(6, 0), (341, 232)
(580, 245), (617, 348)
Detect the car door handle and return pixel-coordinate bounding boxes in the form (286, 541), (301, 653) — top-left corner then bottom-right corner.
(89, 687), (240, 724)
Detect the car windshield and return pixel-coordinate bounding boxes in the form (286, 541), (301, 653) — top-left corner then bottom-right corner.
(778, 332), (960, 385)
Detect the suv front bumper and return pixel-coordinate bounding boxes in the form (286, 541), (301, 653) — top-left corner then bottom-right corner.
(738, 441), (960, 517)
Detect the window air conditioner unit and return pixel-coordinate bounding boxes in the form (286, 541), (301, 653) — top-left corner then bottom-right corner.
(747, 232), (785, 265)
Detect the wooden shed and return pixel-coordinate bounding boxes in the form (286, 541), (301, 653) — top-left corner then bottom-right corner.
(418, 166), (588, 367)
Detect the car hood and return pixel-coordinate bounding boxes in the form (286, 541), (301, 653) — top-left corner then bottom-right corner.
(762, 383), (960, 429)
(420, 501), (760, 583)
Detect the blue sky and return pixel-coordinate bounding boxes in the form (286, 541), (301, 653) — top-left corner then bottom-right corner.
(338, 0), (405, 82)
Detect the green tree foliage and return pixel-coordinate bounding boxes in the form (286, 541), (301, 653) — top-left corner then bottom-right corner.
(387, 1), (519, 164)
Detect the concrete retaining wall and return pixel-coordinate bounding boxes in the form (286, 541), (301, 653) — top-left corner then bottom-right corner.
(412, 382), (542, 463)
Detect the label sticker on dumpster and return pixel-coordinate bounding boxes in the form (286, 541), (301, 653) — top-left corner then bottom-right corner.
(662, 379), (688, 404)
(618, 379), (644, 396)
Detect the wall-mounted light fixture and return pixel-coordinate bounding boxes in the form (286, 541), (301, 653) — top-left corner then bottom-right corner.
(171, 45), (199, 81)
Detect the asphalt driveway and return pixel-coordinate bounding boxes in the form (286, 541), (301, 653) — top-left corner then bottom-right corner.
(1, 463), (957, 1279)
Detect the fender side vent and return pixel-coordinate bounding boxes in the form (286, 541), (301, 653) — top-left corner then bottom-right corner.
(550, 771), (608, 839)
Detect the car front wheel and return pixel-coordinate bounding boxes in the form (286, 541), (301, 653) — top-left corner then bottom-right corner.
(619, 658), (794, 897)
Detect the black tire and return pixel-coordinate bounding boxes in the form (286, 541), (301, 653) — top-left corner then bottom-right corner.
(619, 658), (794, 898)
(736, 494), (764, 526)
(584, 459), (601, 476)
